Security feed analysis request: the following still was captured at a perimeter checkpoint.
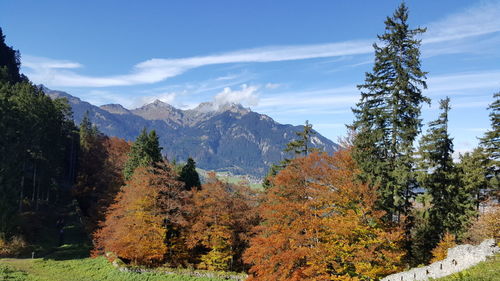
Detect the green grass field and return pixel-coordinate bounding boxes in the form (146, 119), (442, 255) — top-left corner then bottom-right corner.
(433, 254), (500, 281)
(0, 257), (228, 281)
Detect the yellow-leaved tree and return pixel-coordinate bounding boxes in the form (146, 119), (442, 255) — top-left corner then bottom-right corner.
(187, 174), (259, 271)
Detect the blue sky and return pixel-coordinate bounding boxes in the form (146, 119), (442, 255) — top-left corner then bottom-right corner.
(1, 0), (499, 155)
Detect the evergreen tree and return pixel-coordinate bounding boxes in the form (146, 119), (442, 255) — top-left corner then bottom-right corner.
(457, 148), (488, 212)
(418, 98), (475, 243)
(123, 128), (163, 180)
(0, 27), (25, 84)
(284, 120), (316, 157)
(263, 120), (318, 189)
(350, 3), (429, 221)
(178, 157), (201, 191)
(479, 92), (499, 199)
(0, 27), (76, 241)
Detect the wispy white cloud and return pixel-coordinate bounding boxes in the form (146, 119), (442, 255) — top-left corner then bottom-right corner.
(22, 55), (83, 69)
(21, 1), (500, 88)
(22, 40), (372, 88)
(427, 70), (500, 96)
(265, 82), (281, 89)
(423, 1), (500, 44)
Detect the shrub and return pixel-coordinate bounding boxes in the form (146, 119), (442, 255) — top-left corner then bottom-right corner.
(431, 233), (456, 263)
(0, 235), (28, 257)
(465, 204), (500, 244)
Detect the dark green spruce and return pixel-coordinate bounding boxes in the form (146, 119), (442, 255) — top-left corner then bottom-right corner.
(457, 148), (488, 212)
(417, 98), (475, 244)
(178, 157), (201, 191)
(350, 3), (429, 221)
(479, 92), (500, 199)
(123, 128), (163, 180)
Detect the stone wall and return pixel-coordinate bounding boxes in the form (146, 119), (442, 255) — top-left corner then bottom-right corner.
(381, 239), (499, 281)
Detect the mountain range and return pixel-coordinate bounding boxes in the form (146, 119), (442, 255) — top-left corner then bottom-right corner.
(43, 86), (339, 177)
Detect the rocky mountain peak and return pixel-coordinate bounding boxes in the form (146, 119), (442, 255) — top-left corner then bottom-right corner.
(100, 104), (130, 115)
(43, 87), (339, 177)
(131, 100), (182, 121)
(191, 102), (250, 115)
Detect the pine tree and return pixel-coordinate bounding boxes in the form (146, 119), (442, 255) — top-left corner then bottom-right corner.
(263, 120), (318, 189)
(350, 3), (429, 221)
(0, 28), (25, 84)
(418, 98), (475, 243)
(178, 157), (201, 191)
(479, 92), (499, 199)
(284, 120), (316, 157)
(123, 128), (163, 180)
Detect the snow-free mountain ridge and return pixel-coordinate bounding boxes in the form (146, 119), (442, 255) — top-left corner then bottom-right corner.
(43, 86), (339, 177)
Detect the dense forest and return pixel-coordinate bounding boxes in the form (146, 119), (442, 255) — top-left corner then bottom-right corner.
(1, 3), (498, 281)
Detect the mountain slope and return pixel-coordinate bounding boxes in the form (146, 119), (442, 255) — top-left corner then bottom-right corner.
(44, 87), (339, 177)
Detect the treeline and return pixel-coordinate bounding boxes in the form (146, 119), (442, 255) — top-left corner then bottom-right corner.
(348, 3), (499, 266)
(0, 28), (78, 246)
(1, 3), (499, 281)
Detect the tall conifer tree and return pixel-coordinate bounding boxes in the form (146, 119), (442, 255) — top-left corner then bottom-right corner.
(350, 3), (429, 221)
(479, 92), (499, 198)
(418, 98), (475, 242)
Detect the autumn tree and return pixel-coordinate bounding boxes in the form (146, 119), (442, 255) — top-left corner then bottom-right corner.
(244, 150), (403, 281)
(187, 173), (259, 271)
(93, 163), (186, 266)
(430, 233), (456, 263)
(73, 115), (131, 232)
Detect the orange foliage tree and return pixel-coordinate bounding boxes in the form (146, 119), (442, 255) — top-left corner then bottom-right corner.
(430, 232), (456, 263)
(93, 163), (186, 266)
(187, 174), (259, 271)
(244, 150), (403, 281)
(74, 134), (131, 232)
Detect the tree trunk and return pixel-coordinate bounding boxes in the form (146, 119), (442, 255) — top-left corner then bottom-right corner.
(31, 161), (37, 202)
(19, 160), (25, 212)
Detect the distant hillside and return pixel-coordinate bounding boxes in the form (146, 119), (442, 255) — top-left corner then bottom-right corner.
(44, 86), (339, 177)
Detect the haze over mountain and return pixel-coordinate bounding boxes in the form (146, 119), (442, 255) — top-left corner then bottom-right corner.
(44, 86), (338, 177)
